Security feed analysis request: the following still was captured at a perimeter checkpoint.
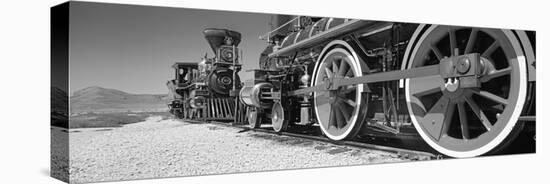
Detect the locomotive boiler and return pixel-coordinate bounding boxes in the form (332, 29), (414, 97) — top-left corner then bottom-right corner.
(239, 16), (536, 157)
(167, 28), (246, 122)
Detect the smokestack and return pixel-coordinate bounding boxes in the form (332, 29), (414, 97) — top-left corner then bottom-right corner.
(203, 28), (242, 53)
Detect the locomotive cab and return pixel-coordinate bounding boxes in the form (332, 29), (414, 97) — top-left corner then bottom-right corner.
(166, 62), (199, 118)
(172, 62), (198, 88)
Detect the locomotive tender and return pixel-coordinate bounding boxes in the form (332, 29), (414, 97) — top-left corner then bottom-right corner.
(167, 28), (246, 122)
(239, 16), (536, 157)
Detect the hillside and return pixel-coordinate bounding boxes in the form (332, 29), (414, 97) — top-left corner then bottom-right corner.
(51, 86), (69, 128)
(70, 86), (169, 113)
(52, 86), (68, 113)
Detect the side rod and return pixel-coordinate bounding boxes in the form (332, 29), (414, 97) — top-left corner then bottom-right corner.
(289, 64), (440, 96)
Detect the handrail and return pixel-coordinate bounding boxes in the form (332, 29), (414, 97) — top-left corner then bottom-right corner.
(258, 16), (301, 42)
(268, 19), (372, 57)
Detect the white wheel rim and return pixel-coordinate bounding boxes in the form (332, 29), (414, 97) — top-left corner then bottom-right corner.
(405, 25), (527, 158)
(313, 47), (364, 140)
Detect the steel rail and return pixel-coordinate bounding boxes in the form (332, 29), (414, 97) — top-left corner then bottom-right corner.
(179, 119), (438, 159)
(232, 123), (437, 160)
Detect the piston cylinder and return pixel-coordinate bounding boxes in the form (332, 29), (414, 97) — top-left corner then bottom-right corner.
(239, 82), (274, 109)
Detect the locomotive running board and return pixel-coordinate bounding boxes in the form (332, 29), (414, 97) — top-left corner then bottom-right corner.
(268, 20), (383, 57)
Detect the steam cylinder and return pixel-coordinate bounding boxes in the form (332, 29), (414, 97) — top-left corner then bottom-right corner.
(239, 82), (274, 109)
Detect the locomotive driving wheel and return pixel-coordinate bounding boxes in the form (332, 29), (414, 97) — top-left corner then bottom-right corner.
(314, 46), (367, 141)
(247, 107), (262, 129)
(271, 101), (288, 132)
(405, 25), (528, 157)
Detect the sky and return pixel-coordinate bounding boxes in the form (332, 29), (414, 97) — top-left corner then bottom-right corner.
(68, 2), (273, 95)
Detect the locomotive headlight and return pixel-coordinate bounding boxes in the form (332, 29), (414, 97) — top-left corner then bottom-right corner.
(225, 52), (233, 59)
(221, 48), (235, 62)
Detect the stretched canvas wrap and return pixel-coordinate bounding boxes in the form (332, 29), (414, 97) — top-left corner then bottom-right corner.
(51, 1), (536, 183)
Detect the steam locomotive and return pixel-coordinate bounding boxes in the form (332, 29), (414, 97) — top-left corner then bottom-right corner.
(239, 16), (536, 158)
(167, 28), (246, 122)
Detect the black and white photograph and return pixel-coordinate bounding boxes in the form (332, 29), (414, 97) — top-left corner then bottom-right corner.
(1, 0), (548, 184)
(49, 1), (538, 183)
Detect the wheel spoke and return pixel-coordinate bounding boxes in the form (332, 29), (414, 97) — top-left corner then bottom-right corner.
(449, 29), (457, 55)
(324, 67), (333, 79)
(338, 99), (354, 114)
(425, 96), (447, 116)
(421, 96), (450, 139)
(440, 102), (456, 140)
(482, 40), (500, 58)
(431, 44), (444, 61)
(329, 104), (336, 129)
(473, 90), (509, 105)
(343, 99), (357, 107)
(337, 101), (351, 123)
(342, 85), (357, 94)
(332, 60), (339, 76)
(334, 103), (345, 128)
(465, 97), (492, 131)
(457, 101), (470, 140)
(465, 28), (478, 54)
(345, 67), (354, 77)
(480, 67), (511, 83)
(338, 60), (349, 77)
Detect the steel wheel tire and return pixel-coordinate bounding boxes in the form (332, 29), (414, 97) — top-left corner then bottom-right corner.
(405, 25), (528, 157)
(313, 46), (366, 141)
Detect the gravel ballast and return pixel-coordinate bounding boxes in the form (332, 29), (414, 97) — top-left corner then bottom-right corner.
(67, 117), (413, 183)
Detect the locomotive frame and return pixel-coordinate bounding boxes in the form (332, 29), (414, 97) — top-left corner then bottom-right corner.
(239, 16), (535, 158)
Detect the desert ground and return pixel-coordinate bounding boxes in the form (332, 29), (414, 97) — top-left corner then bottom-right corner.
(65, 116), (415, 183)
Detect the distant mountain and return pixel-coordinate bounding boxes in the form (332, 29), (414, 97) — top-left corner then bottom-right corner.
(52, 86), (68, 113)
(51, 86), (68, 128)
(70, 86), (169, 113)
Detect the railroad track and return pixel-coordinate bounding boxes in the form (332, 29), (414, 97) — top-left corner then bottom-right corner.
(182, 119), (443, 160)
